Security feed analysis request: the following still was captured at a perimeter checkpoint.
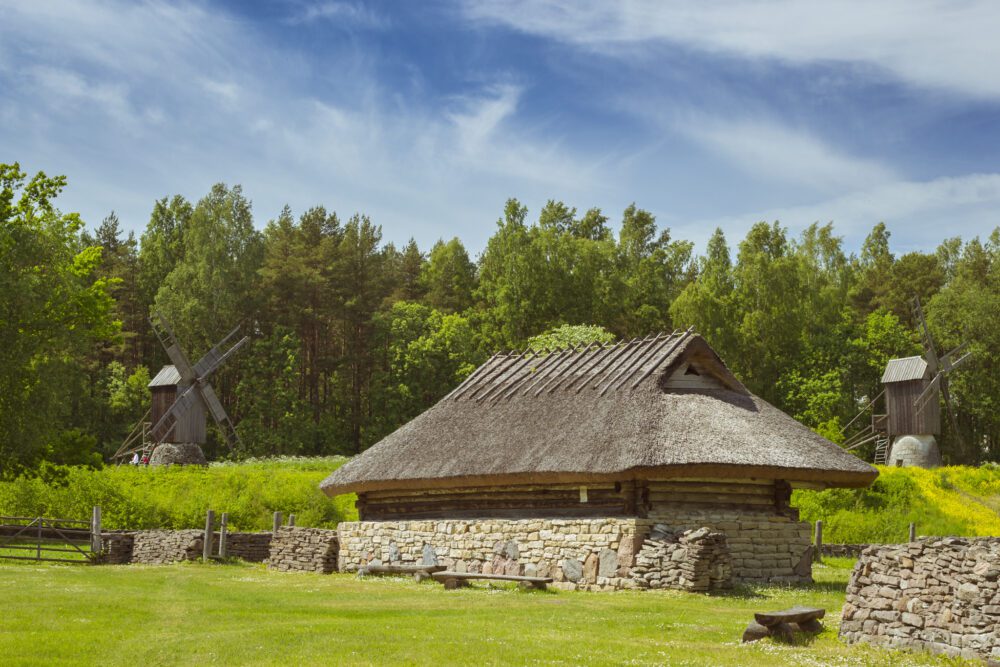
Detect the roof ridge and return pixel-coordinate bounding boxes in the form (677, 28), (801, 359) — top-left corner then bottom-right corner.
(451, 328), (695, 403)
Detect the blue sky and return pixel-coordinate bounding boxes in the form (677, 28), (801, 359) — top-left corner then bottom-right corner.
(2, 1), (998, 255)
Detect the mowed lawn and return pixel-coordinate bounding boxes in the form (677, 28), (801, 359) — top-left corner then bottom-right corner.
(0, 558), (968, 666)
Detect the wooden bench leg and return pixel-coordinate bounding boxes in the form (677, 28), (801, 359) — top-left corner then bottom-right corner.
(518, 580), (546, 591)
(443, 578), (468, 590)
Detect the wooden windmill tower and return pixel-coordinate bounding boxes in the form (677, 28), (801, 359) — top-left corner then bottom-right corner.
(873, 298), (970, 467)
(115, 312), (248, 465)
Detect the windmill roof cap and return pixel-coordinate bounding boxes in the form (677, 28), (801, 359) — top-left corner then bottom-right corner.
(149, 365), (182, 387)
(882, 356), (928, 383)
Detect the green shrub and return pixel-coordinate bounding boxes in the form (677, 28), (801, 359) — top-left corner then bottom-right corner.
(794, 465), (1000, 543)
(0, 457), (357, 530)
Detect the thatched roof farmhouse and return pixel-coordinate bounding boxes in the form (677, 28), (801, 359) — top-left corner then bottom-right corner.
(325, 330), (877, 587)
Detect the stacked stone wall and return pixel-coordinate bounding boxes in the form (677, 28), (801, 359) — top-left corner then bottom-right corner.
(225, 532), (272, 562)
(840, 538), (1000, 663)
(630, 526), (732, 591)
(337, 518), (733, 591)
(98, 532), (135, 564)
(647, 508), (812, 582)
(266, 527), (339, 573)
(131, 530), (204, 564)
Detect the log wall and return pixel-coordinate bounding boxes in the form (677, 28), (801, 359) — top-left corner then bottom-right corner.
(356, 479), (793, 521)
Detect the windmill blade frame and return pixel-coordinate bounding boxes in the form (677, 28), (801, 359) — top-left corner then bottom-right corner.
(913, 373), (942, 414)
(196, 381), (242, 448)
(939, 376), (967, 452)
(911, 297), (940, 376)
(193, 324), (248, 379)
(151, 311), (197, 383)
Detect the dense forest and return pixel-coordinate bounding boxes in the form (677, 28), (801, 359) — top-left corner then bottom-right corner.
(2, 161), (998, 476)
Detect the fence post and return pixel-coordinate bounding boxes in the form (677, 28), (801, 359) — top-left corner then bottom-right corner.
(203, 509), (215, 561)
(272, 511), (282, 534)
(288, 514), (296, 527)
(91, 506), (102, 554)
(219, 512), (228, 560)
(814, 520), (823, 562)
(909, 522), (916, 542)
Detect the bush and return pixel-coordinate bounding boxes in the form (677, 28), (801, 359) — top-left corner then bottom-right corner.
(0, 457), (357, 531)
(794, 465), (1000, 543)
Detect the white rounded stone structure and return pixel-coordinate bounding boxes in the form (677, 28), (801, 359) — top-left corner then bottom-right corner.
(886, 434), (942, 468)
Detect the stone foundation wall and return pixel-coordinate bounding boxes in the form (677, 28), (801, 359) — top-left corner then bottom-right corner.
(266, 527), (339, 573)
(226, 532), (272, 562)
(337, 518), (733, 591)
(840, 538), (1000, 663)
(648, 508), (812, 583)
(131, 530), (204, 564)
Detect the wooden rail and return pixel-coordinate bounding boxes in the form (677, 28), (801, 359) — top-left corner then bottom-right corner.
(0, 509), (102, 564)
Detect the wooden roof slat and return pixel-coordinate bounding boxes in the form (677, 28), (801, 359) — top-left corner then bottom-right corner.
(445, 352), (500, 401)
(558, 341), (620, 392)
(507, 345), (581, 400)
(590, 334), (657, 392)
(460, 350), (525, 401)
(629, 327), (694, 390)
(601, 330), (679, 395)
(493, 347), (572, 402)
(574, 338), (638, 394)
(535, 341), (604, 396)
(473, 349), (542, 403)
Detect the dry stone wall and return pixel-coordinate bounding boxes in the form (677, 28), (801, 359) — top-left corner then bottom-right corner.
(337, 518), (733, 591)
(648, 508), (812, 583)
(225, 533), (271, 562)
(840, 538), (1000, 663)
(131, 530), (204, 564)
(98, 532), (135, 564)
(630, 526), (732, 592)
(266, 527), (339, 573)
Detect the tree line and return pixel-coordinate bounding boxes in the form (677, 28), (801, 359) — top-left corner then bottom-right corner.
(2, 161), (998, 476)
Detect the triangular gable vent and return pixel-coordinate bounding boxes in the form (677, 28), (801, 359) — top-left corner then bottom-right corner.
(663, 360), (728, 391)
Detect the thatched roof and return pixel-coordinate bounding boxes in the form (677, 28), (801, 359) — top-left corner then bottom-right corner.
(321, 331), (877, 496)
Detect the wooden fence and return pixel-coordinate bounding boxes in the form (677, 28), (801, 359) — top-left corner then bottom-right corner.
(0, 507), (102, 564)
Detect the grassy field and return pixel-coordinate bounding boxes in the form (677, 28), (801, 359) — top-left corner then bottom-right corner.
(794, 464), (1000, 543)
(0, 558), (971, 666)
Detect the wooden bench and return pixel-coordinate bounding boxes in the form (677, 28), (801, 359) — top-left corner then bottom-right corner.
(431, 571), (553, 591)
(357, 564), (447, 582)
(742, 606), (825, 643)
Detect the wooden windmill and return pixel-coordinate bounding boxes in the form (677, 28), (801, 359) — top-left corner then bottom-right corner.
(843, 298), (971, 467)
(115, 312), (248, 465)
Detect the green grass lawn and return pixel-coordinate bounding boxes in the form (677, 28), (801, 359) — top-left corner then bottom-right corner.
(0, 558), (971, 666)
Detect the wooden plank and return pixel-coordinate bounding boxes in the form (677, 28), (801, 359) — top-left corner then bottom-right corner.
(0, 544), (92, 554)
(647, 492), (774, 505)
(358, 564), (447, 576)
(365, 483), (618, 499)
(431, 571), (552, 584)
(647, 482), (776, 495)
(754, 607), (826, 627)
(0, 555), (92, 563)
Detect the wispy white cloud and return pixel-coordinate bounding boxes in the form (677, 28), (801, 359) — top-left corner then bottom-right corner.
(0, 0), (594, 248)
(285, 1), (388, 28)
(677, 115), (896, 193)
(461, 0), (1000, 99)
